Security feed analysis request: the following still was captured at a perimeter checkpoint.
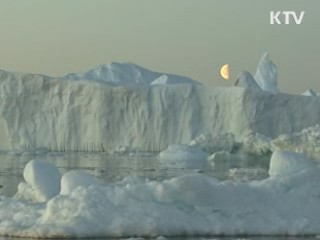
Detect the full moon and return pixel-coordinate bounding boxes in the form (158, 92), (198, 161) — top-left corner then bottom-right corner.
(220, 64), (229, 80)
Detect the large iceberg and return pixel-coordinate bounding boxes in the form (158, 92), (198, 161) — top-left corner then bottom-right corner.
(1, 60), (320, 152)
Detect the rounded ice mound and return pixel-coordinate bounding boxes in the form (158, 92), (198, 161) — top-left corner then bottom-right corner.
(234, 71), (262, 92)
(23, 160), (61, 201)
(158, 144), (209, 169)
(269, 150), (314, 178)
(60, 170), (102, 195)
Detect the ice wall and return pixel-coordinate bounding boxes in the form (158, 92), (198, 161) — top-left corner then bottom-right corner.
(1, 70), (320, 152)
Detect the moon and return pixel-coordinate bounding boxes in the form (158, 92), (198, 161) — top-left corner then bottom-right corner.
(220, 64), (229, 80)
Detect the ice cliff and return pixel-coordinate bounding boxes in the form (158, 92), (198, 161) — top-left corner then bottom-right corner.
(0, 57), (319, 152)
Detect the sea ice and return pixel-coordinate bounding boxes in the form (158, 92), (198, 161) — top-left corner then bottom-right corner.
(0, 158), (320, 237)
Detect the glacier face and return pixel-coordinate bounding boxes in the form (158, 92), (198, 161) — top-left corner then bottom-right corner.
(1, 69), (320, 152)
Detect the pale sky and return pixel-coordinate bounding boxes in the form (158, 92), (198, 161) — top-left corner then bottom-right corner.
(0, 0), (319, 93)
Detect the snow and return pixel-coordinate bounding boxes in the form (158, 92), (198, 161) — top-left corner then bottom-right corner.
(254, 52), (278, 94)
(1, 158), (320, 237)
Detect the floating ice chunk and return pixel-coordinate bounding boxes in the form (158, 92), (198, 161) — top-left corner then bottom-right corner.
(190, 133), (234, 154)
(60, 170), (102, 195)
(234, 71), (262, 92)
(254, 52), (278, 94)
(207, 151), (230, 168)
(19, 160), (60, 202)
(269, 150), (315, 178)
(158, 144), (208, 169)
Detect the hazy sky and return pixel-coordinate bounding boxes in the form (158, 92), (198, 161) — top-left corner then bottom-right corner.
(0, 0), (319, 93)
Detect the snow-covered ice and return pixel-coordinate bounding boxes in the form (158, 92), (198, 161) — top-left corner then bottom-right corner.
(0, 157), (320, 237)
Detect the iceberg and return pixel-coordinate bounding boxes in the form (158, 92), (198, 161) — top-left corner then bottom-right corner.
(158, 144), (209, 169)
(1, 62), (320, 152)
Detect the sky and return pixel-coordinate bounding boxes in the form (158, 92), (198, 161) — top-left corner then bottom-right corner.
(0, 0), (319, 93)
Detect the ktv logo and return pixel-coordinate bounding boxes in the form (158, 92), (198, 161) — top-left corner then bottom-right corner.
(270, 11), (305, 25)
